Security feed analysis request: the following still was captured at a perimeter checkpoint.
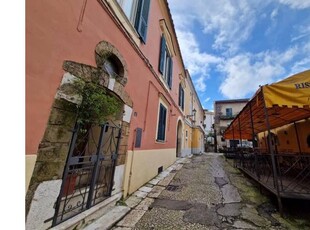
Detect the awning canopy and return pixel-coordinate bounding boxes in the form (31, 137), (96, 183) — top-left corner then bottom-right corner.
(224, 70), (310, 140)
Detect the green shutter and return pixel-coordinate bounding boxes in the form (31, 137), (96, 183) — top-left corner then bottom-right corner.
(181, 88), (185, 110)
(157, 104), (167, 141)
(178, 84), (181, 107)
(161, 105), (167, 140)
(135, 0), (151, 43)
(168, 57), (173, 89)
(159, 36), (166, 74)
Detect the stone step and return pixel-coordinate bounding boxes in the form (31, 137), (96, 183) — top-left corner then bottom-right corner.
(83, 206), (131, 230)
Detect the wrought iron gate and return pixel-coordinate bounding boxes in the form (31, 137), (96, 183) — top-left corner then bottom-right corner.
(52, 122), (122, 226)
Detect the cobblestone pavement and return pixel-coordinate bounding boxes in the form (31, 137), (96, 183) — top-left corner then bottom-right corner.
(114, 153), (310, 230)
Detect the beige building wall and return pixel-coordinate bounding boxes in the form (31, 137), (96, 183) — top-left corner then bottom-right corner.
(214, 99), (248, 150)
(182, 122), (192, 156)
(218, 103), (246, 116)
(123, 148), (176, 196)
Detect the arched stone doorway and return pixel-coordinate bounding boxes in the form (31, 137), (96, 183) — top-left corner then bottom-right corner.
(26, 41), (133, 229)
(176, 120), (183, 157)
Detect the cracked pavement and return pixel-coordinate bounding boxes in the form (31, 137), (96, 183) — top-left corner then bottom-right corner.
(114, 153), (310, 230)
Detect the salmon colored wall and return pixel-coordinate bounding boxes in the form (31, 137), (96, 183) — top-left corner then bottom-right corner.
(140, 0), (182, 104)
(26, 0), (183, 155)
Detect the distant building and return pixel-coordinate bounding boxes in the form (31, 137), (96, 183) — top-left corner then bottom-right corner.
(179, 70), (205, 156)
(214, 99), (249, 151)
(203, 110), (214, 151)
(204, 109), (214, 134)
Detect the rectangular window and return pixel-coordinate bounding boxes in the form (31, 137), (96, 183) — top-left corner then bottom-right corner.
(226, 108), (232, 117)
(178, 84), (184, 110)
(158, 35), (173, 89)
(117, 0), (150, 42)
(157, 103), (167, 141)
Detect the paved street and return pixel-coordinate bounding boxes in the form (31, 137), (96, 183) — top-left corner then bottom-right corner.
(113, 153), (310, 230)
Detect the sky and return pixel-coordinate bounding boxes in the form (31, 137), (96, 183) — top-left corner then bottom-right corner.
(167, 0), (310, 111)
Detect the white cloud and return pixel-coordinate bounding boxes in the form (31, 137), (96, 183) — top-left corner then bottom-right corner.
(278, 0), (310, 9)
(194, 76), (207, 92)
(204, 97), (211, 103)
(217, 48), (300, 99)
(176, 30), (222, 78)
(167, 0), (310, 101)
(271, 8), (279, 19)
(168, 0), (271, 53)
(290, 57), (310, 74)
(291, 24), (310, 42)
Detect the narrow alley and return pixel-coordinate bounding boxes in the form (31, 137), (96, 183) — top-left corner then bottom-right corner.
(111, 153), (310, 230)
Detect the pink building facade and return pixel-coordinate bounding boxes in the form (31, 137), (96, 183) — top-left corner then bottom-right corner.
(26, 0), (201, 229)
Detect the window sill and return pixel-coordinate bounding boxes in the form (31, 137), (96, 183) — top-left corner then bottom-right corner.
(158, 74), (171, 91)
(156, 139), (166, 144)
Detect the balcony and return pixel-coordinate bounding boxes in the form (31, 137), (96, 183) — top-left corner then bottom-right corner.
(219, 114), (236, 120)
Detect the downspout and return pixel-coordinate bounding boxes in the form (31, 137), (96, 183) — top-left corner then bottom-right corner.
(77, 0), (88, 32)
(126, 128), (137, 196)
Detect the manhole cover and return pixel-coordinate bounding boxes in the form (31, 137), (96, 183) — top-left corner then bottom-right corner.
(166, 185), (179, 191)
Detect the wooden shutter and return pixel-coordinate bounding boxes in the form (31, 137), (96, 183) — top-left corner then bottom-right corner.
(161, 105), (167, 140)
(179, 84), (184, 110)
(135, 0), (151, 43)
(157, 104), (167, 141)
(159, 36), (166, 74)
(168, 57), (173, 89)
(178, 84), (182, 107)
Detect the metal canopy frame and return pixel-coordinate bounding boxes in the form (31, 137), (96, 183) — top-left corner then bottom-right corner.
(223, 73), (310, 215)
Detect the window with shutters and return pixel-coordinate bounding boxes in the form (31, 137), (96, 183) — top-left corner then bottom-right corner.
(157, 103), (167, 142)
(117, 0), (150, 43)
(158, 35), (173, 89)
(178, 84), (184, 111)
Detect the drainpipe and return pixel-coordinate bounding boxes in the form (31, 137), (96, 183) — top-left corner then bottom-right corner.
(77, 0), (88, 32)
(126, 128), (137, 197)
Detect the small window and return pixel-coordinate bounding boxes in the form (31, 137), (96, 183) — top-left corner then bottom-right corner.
(158, 35), (173, 89)
(178, 84), (184, 110)
(226, 108), (232, 117)
(103, 58), (119, 77)
(117, 0), (150, 42)
(157, 103), (167, 141)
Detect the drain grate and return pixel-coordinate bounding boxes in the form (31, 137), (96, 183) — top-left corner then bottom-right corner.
(166, 185), (179, 191)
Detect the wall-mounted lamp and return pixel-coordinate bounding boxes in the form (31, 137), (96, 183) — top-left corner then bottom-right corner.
(186, 108), (197, 118)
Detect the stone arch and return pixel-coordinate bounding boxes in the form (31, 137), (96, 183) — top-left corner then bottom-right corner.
(26, 40), (133, 229)
(95, 41), (128, 86)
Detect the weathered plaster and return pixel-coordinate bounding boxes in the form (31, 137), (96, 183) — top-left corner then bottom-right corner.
(112, 164), (125, 195)
(26, 180), (62, 230)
